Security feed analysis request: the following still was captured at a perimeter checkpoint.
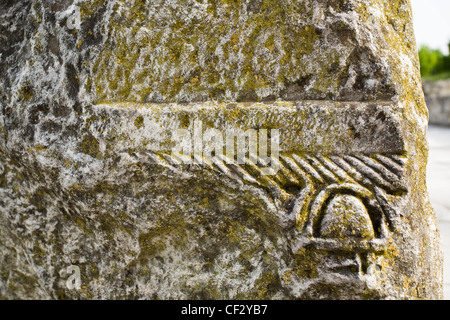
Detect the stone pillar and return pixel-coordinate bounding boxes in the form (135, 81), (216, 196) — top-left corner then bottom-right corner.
(0, 0), (442, 299)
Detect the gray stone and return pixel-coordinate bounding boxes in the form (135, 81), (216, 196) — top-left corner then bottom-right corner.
(423, 80), (450, 126)
(0, 0), (442, 299)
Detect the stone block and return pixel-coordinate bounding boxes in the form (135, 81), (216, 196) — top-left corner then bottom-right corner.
(0, 0), (442, 299)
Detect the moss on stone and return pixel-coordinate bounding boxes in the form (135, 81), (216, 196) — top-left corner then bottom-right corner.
(134, 115), (144, 129)
(79, 134), (101, 159)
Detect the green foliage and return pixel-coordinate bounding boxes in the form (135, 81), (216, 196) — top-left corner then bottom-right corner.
(421, 71), (450, 82)
(419, 46), (444, 76)
(444, 43), (450, 71)
(419, 43), (450, 80)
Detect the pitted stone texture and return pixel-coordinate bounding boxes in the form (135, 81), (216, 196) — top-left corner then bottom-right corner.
(0, 0), (443, 299)
(1, 0), (418, 105)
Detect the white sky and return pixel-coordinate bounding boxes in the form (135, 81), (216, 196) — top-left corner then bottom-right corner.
(411, 0), (450, 54)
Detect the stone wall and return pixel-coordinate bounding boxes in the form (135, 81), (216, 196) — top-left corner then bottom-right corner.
(0, 0), (443, 300)
(423, 79), (450, 126)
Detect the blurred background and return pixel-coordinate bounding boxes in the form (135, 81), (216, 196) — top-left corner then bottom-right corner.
(411, 0), (450, 300)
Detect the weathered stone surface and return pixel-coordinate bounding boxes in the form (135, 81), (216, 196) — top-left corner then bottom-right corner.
(0, 0), (442, 299)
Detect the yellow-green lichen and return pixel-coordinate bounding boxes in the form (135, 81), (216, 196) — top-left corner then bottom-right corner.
(134, 115), (144, 129)
(88, 0), (328, 103)
(79, 134), (101, 159)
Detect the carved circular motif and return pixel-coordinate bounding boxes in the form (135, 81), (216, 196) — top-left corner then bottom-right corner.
(319, 194), (375, 240)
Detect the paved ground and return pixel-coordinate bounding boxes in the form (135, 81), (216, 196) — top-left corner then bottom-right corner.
(427, 125), (450, 299)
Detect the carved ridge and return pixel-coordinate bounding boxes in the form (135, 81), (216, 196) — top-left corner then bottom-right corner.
(140, 150), (407, 259)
